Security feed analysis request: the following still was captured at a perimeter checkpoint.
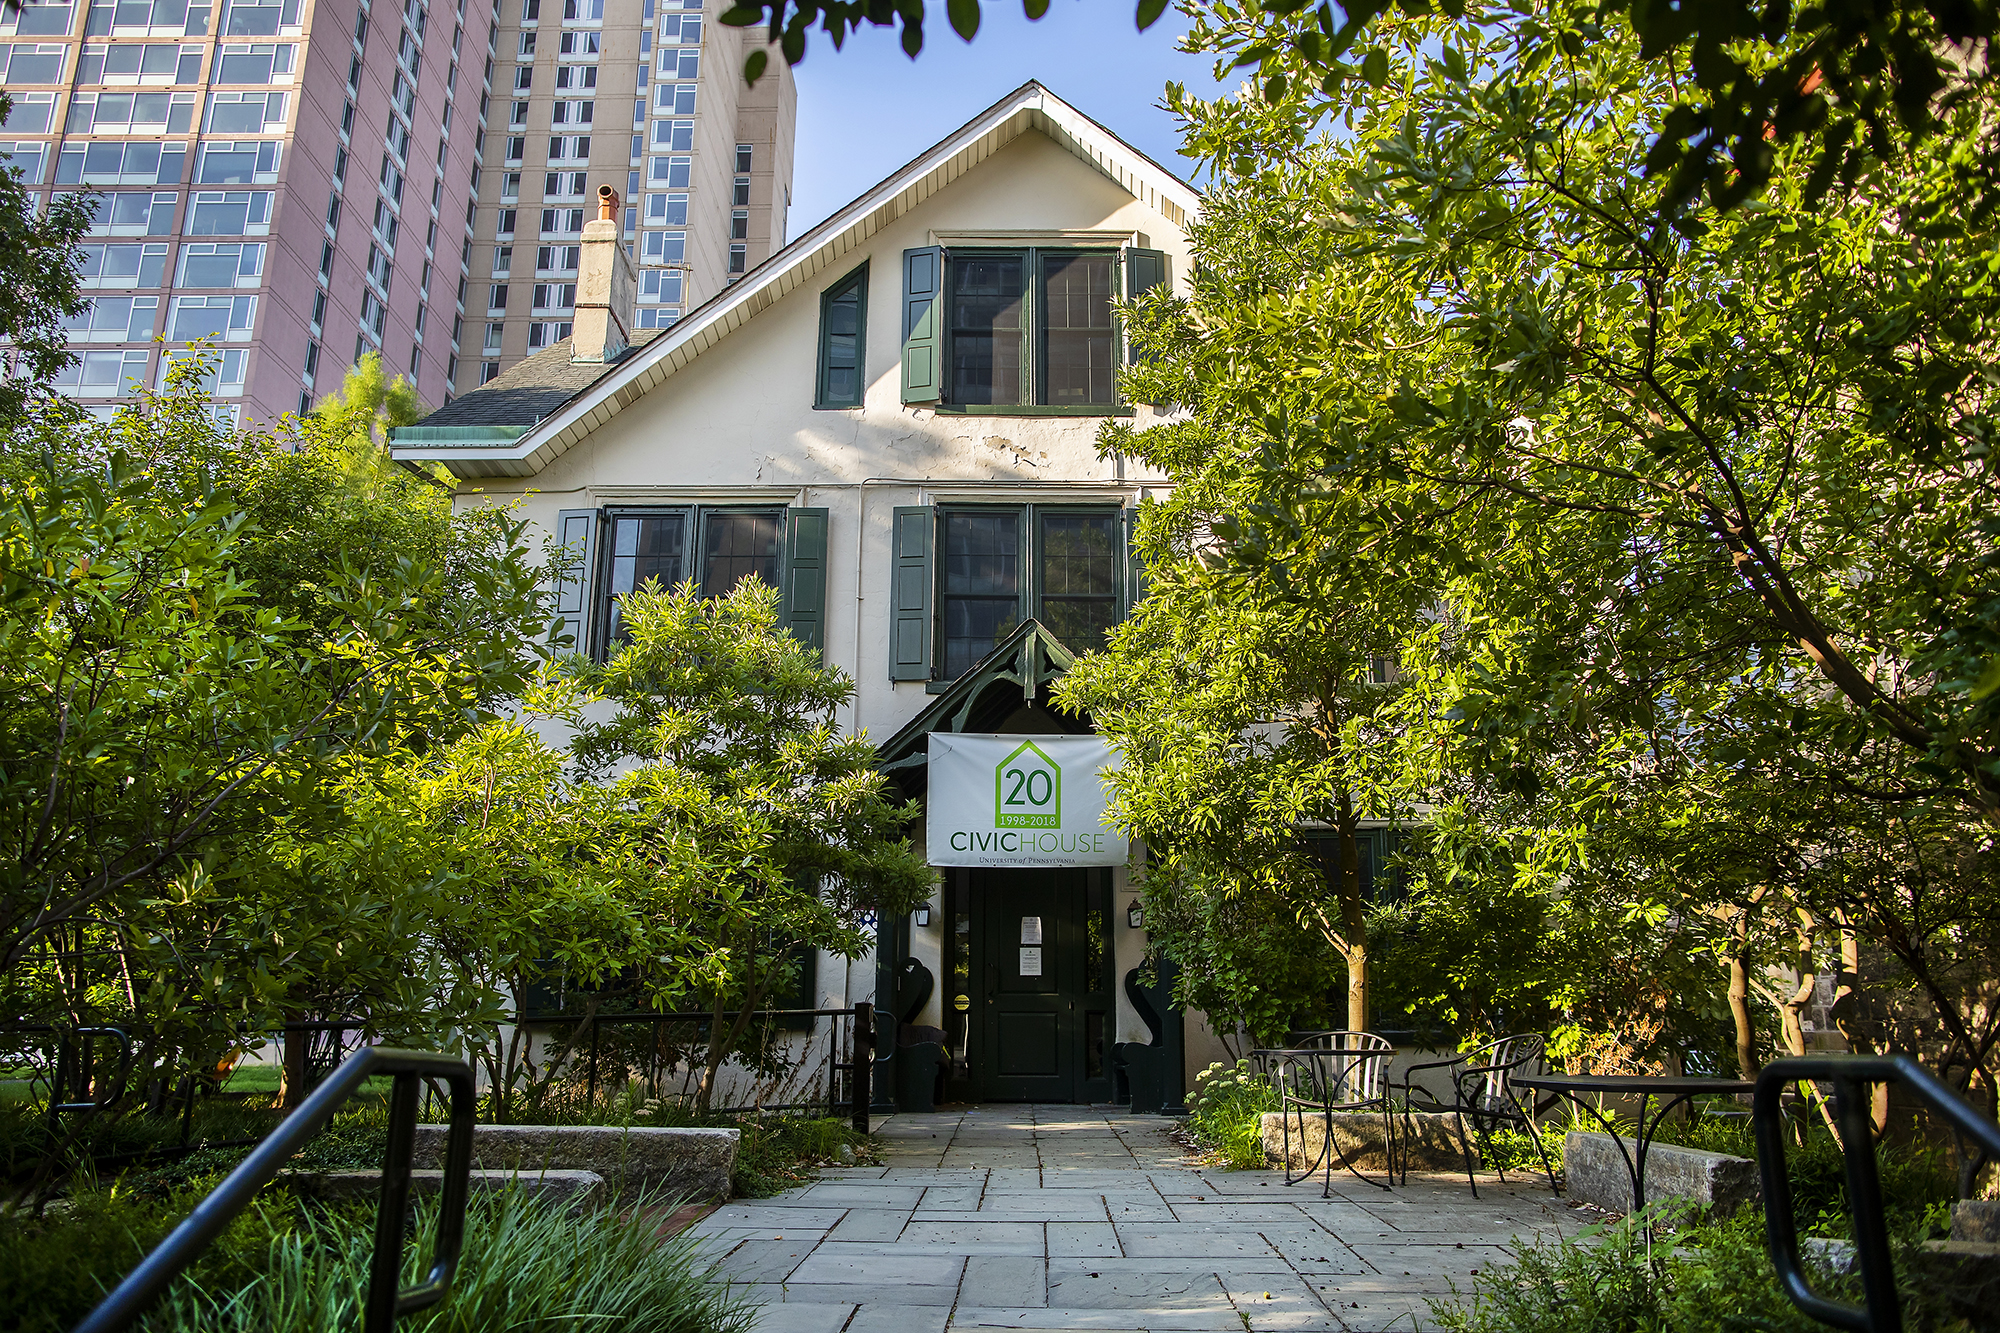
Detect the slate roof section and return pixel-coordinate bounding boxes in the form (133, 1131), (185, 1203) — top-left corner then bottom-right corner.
(414, 328), (668, 429)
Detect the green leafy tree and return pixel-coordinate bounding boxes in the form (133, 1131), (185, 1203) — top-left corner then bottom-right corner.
(571, 578), (934, 1112)
(722, 0), (1999, 217)
(1119, 0), (2000, 1157)
(333, 682), (705, 1120)
(0, 360), (553, 1100)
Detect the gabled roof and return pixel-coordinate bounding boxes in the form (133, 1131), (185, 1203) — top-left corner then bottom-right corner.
(408, 328), (669, 433)
(876, 618), (1094, 800)
(391, 80), (1201, 479)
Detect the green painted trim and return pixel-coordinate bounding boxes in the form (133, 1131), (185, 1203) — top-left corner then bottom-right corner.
(931, 405), (1135, 418)
(815, 259), (869, 410)
(388, 425), (534, 444)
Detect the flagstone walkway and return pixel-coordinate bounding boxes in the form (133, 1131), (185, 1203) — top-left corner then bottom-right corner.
(690, 1104), (1589, 1333)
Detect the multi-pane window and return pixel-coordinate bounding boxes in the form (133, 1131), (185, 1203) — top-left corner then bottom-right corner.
(637, 268), (680, 304)
(553, 63), (594, 89)
(536, 243), (579, 272)
(69, 91), (199, 132)
(815, 263), (865, 409)
(652, 82), (694, 114)
(63, 294), (159, 340)
(187, 189), (270, 234)
(650, 117), (691, 149)
(551, 98), (593, 125)
(73, 42), (205, 81)
(168, 293), (256, 342)
(78, 241), (168, 287)
(597, 509), (783, 648)
(51, 348), (150, 396)
(2, 93), (55, 133)
(558, 28), (597, 54)
(938, 506), (1123, 678)
(643, 192), (686, 225)
(76, 189), (178, 234)
(939, 249), (1118, 408)
(56, 140), (188, 185)
(639, 229), (684, 263)
(176, 240), (263, 286)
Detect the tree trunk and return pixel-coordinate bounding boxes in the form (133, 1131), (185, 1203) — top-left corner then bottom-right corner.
(1827, 916), (1889, 1136)
(278, 1011), (310, 1110)
(1336, 795), (1369, 1033)
(1727, 913), (1760, 1081)
(1779, 919), (1816, 1060)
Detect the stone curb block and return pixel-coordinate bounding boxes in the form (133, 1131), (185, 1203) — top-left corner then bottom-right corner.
(1562, 1131), (1758, 1217)
(409, 1124), (738, 1201)
(1258, 1110), (1480, 1173)
(1954, 1200), (2000, 1244)
(280, 1168), (608, 1214)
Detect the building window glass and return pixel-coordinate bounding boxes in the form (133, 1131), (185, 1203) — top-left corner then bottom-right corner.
(938, 506), (1123, 678)
(597, 508), (783, 649)
(815, 262), (865, 410)
(941, 248), (1117, 408)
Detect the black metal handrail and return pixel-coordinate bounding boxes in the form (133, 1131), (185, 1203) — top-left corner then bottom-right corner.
(72, 1046), (476, 1333)
(1754, 1054), (2000, 1333)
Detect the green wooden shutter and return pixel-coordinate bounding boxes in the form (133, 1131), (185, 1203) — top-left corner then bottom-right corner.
(901, 246), (944, 404)
(552, 507), (598, 655)
(1123, 505), (1146, 613)
(1122, 248), (1168, 364)
(783, 506), (829, 656)
(889, 505), (933, 680)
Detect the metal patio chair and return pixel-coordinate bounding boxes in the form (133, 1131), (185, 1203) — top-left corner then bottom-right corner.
(1392, 1032), (1560, 1198)
(1260, 1031), (1397, 1196)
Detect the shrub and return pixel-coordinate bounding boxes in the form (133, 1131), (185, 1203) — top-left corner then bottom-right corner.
(1430, 1208), (1972, 1333)
(1185, 1060), (1278, 1170)
(1, 1184), (753, 1333)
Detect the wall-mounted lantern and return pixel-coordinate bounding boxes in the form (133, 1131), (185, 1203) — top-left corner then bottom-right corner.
(913, 903), (933, 928)
(1127, 899), (1145, 929)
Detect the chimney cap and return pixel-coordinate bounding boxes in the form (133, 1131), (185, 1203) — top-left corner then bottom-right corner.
(597, 184), (619, 221)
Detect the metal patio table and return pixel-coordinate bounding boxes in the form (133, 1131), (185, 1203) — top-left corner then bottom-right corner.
(1515, 1072), (1755, 1218)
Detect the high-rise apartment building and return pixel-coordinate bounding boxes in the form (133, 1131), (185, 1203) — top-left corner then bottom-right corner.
(465, 0), (793, 388)
(1, 0), (497, 422)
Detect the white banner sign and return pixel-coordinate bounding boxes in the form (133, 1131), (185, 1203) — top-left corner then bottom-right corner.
(926, 733), (1129, 867)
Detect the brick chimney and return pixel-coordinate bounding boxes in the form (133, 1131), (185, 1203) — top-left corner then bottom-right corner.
(572, 184), (635, 364)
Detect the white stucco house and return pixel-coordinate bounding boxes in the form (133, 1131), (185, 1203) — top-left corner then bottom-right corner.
(392, 81), (1229, 1110)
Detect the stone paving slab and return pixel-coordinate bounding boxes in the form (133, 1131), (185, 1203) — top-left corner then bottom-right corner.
(691, 1102), (1589, 1333)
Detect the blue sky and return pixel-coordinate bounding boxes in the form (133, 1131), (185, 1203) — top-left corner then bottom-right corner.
(784, 1), (1236, 233)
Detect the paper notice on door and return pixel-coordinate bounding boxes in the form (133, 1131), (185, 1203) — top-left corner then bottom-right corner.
(1020, 916), (1043, 945)
(1019, 946), (1043, 977)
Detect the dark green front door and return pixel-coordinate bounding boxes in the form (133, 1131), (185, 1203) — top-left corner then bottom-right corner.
(973, 868), (1113, 1102)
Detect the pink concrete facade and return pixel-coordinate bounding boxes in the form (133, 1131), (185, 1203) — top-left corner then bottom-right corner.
(2, 0), (496, 422)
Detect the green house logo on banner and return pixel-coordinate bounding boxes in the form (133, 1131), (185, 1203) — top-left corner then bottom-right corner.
(994, 740), (1062, 829)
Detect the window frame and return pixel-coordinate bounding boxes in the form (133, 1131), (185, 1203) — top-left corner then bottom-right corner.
(588, 503), (789, 659)
(940, 245), (1126, 414)
(931, 501), (1128, 682)
(813, 260), (867, 410)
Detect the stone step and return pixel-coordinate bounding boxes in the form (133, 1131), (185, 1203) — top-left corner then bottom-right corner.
(409, 1123), (739, 1201)
(1562, 1131), (1758, 1218)
(279, 1167), (607, 1213)
(1258, 1110), (1505, 1173)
